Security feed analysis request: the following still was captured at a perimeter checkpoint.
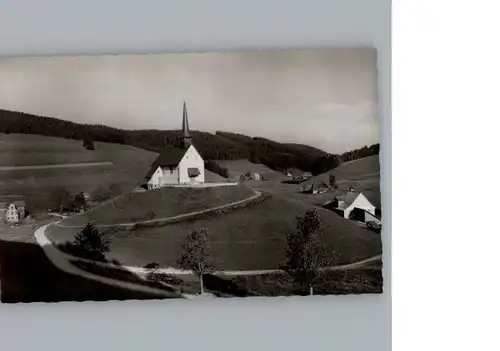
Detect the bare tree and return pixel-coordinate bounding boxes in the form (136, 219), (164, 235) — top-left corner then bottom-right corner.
(177, 228), (216, 294)
(282, 209), (333, 295)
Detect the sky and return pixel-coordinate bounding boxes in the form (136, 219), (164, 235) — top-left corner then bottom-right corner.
(0, 48), (379, 154)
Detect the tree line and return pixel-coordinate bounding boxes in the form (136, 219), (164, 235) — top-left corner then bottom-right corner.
(309, 143), (380, 176)
(1, 108), (379, 176)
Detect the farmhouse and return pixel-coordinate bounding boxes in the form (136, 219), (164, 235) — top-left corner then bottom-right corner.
(0, 196), (26, 223)
(285, 168), (302, 178)
(322, 191), (380, 224)
(301, 182), (328, 194)
(302, 172), (312, 180)
(144, 102), (205, 189)
(251, 172), (261, 181)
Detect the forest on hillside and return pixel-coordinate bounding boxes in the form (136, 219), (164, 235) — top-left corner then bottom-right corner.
(0, 109), (379, 175)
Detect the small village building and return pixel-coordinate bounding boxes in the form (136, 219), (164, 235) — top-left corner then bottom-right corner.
(286, 169), (303, 179)
(82, 192), (91, 203)
(301, 182), (328, 194)
(302, 172), (312, 180)
(322, 192), (380, 224)
(144, 101), (205, 190)
(0, 196), (26, 223)
(251, 173), (261, 181)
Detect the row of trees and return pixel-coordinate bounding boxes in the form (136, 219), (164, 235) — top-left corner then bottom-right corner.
(53, 189), (89, 213)
(309, 143), (380, 176)
(72, 208), (332, 296)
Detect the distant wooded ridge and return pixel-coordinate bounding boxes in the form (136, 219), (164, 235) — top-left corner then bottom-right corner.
(0, 109), (379, 175)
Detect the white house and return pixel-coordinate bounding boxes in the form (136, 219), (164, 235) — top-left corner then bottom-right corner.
(144, 101), (205, 190)
(322, 192), (378, 222)
(0, 196), (26, 223)
(302, 172), (312, 180)
(251, 173), (261, 181)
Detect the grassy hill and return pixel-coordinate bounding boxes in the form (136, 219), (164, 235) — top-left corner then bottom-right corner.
(61, 184), (255, 226)
(0, 134), (228, 211)
(321, 155), (380, 179)
(48, 193), (382, 271)
(0, 133), (148, 166)
(0, 134), (157, 211)
(303, 155), (381, 207)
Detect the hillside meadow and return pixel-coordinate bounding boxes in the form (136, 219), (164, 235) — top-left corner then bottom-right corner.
(301, 155), (381, 207)
(237, 155), (381, 208)
(61, 184), (256, 226)
(47, 193), (382, 271)
(0, 134), (227, 211)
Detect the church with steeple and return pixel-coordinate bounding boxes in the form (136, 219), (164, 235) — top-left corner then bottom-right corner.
(143, 101), (205, 189)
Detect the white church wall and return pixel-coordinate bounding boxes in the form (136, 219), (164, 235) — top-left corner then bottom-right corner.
(178, 145), (205, 184)
(148, 166), (162, 189)
(161, 166), (179, 184)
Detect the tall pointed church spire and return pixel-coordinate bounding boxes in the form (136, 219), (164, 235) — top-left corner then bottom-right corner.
(181, 100), (192, 149)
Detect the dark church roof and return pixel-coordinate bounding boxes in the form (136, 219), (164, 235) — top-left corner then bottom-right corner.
(144, 146), (187, 180)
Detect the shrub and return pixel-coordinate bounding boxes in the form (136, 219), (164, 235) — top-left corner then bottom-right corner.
(72, 222), (111, 261)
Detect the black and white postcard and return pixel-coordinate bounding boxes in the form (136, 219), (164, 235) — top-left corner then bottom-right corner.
(0, 48), (383, 302)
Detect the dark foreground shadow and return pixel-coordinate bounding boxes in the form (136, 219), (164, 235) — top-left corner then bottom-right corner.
(203, 274), (255, 297)
(0, 239), (175, 303)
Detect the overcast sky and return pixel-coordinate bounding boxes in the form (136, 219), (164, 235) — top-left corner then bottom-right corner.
(0, 48), (379, 154)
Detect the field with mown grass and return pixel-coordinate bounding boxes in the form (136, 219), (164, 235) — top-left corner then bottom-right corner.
(0, 134), (227, 211)
(60, 184), (256, 226)
(47, 193), (382, 271)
